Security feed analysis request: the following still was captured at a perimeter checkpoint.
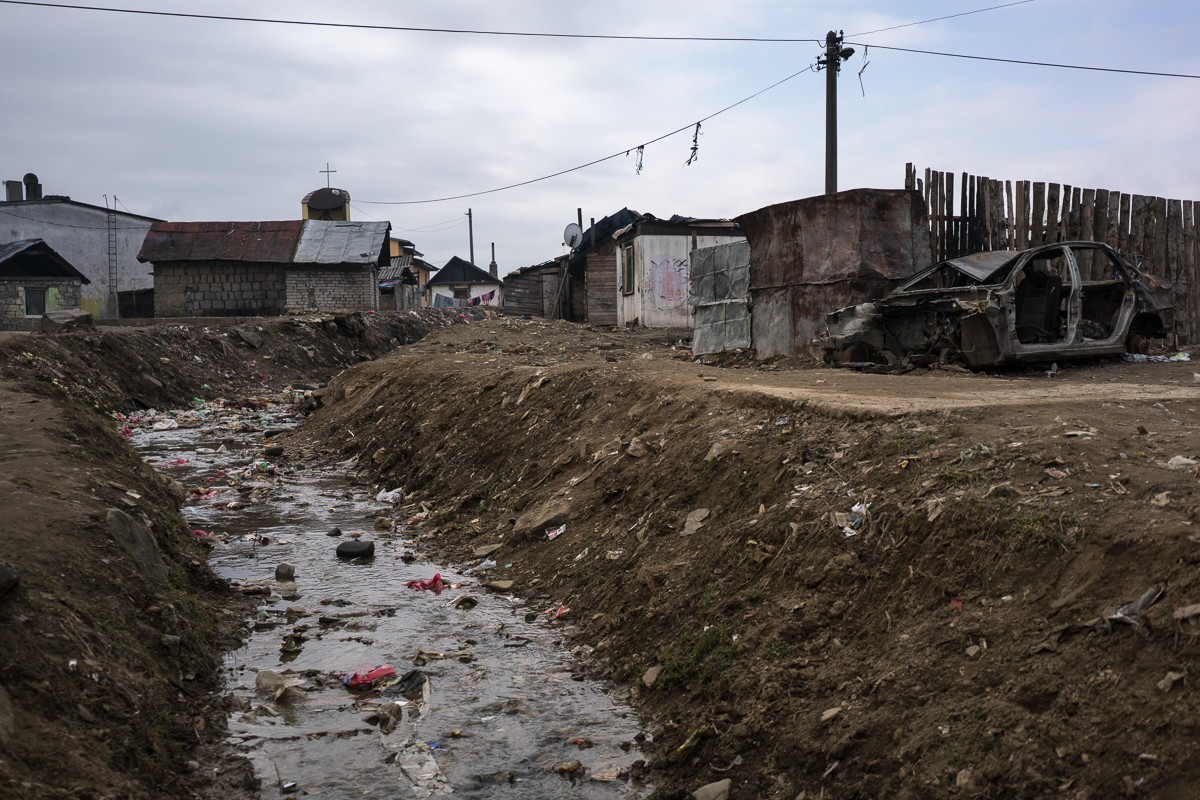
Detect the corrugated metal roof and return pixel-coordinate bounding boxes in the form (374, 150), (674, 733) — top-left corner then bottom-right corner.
(294, 221), (390, 266)
(137, 220), (304, 263)
(378, 254), (412, 282)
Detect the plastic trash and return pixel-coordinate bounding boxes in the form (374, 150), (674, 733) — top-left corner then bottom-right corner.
(547, 524), (566, 541)
(406, 573), (446, 593)
(339, 664), (397, 690)
(375, 487), (405, 503)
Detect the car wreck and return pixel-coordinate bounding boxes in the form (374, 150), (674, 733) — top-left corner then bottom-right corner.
(817, 241), (1173, 369)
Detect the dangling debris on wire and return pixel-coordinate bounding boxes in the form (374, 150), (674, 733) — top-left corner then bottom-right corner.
(685, 122), (702, 166)
(636, 145), (645, 175)
(858, 45), (870, 97)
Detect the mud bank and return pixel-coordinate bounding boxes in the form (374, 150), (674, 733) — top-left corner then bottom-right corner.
(295, 317), (1200, 799)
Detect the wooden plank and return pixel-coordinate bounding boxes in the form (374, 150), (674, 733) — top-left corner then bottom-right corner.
(905, 162), (915, 191)
(1153, 198), (1169, 277)
(1185, 201), (1198, 344)
(1032, 182), (1046, 246)
(1129, 195), (1148, 263)
(1015, 181), (1030, 250)
(1167, 199), (1183, 283)
(935, 170), (945, 262)
(1079, 188), (1095, 274)
(1075, 189), (1084, 242)
(946, 171), (956, 259)
(1094, 189), (1111, 248)
(1046, 183), (1060, 243)
(968, 174), (978, 252)
(1005, 180), (1015, 250)
(1117, 193), (1131, 255)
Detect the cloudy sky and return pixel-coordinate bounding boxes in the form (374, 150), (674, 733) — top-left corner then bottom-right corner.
(3, 0), (1199, 274)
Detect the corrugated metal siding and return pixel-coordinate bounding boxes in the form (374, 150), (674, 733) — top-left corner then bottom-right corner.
(737, 189), (931, 358)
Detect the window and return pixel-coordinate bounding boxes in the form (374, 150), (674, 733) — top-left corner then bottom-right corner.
(25, 288), (46, 316)
(621, 245), (635, 295)
(453, 287), (469, 300)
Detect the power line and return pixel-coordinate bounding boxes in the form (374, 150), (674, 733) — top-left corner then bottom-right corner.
(0, 205), (151, 230)
(848, 41), (1200, 79)
(0, 1), (820, 42)
(360, 65), (816, 205)
(848, 0), (1039, 37)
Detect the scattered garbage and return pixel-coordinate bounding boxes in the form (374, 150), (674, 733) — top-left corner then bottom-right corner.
(1122, 351), (1191, 363)
(375, 487), (405, 503)
(1034, 585), (1166, 652)
(832, 502), (869, 537)
(546, 524), (566, 541)
(339, 664), (397, 690)
(255, 669), (306, 704)
(406, 573), (446, 593)
(1165, 455), (1198, 471)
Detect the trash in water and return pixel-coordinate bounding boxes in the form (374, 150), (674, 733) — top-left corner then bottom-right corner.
(375, 487), (405, 503)
(451, 595), (478, 611)
(546, 605), (570, 621)
(339, 664), (397, 690)
(255, 669), (306, 703)
(406, 573), (446, 593)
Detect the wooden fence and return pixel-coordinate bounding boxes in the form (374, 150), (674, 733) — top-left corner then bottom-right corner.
(905, 163), (1200, 343)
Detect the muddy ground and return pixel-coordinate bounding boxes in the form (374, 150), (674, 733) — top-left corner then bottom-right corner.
(3, 312), (1200, 798)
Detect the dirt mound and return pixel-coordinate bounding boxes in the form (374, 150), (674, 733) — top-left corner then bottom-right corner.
(296, 317), (1200, 799)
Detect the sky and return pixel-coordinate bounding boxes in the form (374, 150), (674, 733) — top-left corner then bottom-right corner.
(3, 0), (1200, 275)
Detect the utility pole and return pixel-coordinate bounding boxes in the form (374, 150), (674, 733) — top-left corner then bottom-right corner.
(466, 208), (475, 266)
(818, 30), (854, 195)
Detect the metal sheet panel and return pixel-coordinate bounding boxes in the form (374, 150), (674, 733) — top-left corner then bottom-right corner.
(294, 221), (390, 265)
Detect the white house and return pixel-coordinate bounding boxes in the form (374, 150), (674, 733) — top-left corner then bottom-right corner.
(1, 173), (160, 318)
(614, 215), (744, 328)
(425, 256), (503, 308)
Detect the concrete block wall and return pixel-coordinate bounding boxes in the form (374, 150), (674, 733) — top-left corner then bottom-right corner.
(153, 261), (287, 317)
(285, 266), (377, 312)
(0, 278), (82, 328)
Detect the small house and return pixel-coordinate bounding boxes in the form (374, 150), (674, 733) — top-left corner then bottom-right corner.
(425, 256), (502, 307)
(137, 219), (390, 317)
(378, 238), (436, 311)
(1, 172), (159, 318)
(0, 238), (90, 328)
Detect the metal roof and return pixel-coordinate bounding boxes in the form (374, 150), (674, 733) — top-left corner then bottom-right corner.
(138, 220), (304, 263)
(0, 238), (90, 283)
(294, 221), (391, 266)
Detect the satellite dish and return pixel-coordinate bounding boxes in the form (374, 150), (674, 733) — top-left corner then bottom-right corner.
(563, 222), (583, 249)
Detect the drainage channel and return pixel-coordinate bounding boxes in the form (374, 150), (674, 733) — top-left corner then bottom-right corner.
(128, 396), (649, 798)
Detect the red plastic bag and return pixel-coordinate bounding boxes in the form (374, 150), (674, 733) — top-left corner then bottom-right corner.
(406, 573), (446, 593)
(340, 664), (396, 690)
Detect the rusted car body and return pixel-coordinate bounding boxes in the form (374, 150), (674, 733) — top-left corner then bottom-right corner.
(818, 241), (1173, 368)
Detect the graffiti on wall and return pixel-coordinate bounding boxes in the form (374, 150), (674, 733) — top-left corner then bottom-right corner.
(651, 258), (687, 310)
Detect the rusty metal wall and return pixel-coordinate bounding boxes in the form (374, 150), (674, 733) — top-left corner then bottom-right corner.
(736, 189), (931, 358)
(691, 240), (751, 354)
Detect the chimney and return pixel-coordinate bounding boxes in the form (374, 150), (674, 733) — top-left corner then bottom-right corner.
(488, 242), (497, 278)
(22, 173), (42, 201)
(3, 180), (22, 202)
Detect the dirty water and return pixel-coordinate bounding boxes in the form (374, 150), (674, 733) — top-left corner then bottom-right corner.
(129, 398), (648, 799)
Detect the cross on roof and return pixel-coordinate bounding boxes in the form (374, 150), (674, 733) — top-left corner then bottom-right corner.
(320, 162), (337, 188)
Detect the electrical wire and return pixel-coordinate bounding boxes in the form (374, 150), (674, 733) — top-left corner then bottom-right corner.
(848, 0), (1039, 38)
(846, 41), (1200, 79)
(0, 205), (152, 230)
(360, 65), (816, 205)
(0, 1), (821, 42)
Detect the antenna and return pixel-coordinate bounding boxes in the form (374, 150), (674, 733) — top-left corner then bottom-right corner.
(563, 222), (583, 249)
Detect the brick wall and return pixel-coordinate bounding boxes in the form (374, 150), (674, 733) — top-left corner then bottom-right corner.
(285, 266), (377, 312)
(152, 261), (287, 317)
(0, 278), (82, 328)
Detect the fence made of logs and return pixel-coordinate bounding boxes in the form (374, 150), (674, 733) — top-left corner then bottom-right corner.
(905, 163), (1200, 343)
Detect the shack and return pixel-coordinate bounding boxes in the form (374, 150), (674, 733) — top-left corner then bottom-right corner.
(0, 238), (90, 329)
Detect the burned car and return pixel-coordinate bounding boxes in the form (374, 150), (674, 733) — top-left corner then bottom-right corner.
(818, 241), (1173, 369)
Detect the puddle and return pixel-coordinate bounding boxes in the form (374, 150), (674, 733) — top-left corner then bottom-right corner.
(129, 397), (649, 798)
